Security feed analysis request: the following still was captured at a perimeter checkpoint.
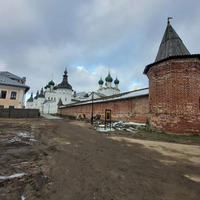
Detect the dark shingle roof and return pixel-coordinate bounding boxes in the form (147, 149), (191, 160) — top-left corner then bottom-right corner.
(37, 88), (45, 98)
(155, 22), (190, 62)
(143, 21), (193, 75)
(0, 71), (29, 93)
(27, 93), (34, 102)
(57, 69), (72, 90)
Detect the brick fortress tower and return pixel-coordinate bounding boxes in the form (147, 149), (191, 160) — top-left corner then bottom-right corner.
(143, 19), (200, 134)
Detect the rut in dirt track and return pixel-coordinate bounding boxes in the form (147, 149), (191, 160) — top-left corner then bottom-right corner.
(0, 118), (200, 200)
(45, 119), (200, 200)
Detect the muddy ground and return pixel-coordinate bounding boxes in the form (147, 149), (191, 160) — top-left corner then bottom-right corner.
(0, 117), (200, 200)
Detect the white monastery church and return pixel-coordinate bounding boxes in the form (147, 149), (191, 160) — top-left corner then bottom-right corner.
(26, 68), (120, 114)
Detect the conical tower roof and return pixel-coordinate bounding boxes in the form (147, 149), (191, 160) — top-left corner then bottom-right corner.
(34, 90), (39, 99)
(27, 92), (34, 102)
(57, 69), (72, 90)
(38, 88), (45, 98)
(155, 20), (190, 62)
(58, 98), (63, 105)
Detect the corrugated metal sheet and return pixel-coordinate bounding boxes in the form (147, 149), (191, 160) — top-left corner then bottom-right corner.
(61, 88), (149, 108)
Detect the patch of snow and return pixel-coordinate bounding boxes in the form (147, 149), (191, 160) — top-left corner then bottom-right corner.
(124, 122), (146, 126)
(21, 162), (29, 164)
(128, 127), (138, 131)
(96, 128), (115, 132)
(112, 121), (124, 127)
(30, 139), (37, 142)
(21, 195), (25, 200)
(1, 137), (32, 145)
(129, 127), (136, 129)
(98, 125), (105, 127)
(126, 129), (135, 132)
(8, 137), (22, 143)
(0, 138), (7, 142)
(0, 172), (27, 180)
(18, 132), (33, 138)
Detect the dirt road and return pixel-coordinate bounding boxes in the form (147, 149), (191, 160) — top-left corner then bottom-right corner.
(0, 118), (200, 200)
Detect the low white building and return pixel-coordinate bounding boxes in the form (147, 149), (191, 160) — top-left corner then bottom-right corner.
(26, 69), (121, 114)
(26, 69), (73, 114)
(97, 70), (120, 96)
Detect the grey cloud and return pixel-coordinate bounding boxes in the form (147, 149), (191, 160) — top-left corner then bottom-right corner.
(0, 0), (199, 99)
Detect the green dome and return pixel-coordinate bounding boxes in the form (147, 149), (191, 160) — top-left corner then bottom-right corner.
(46, 84), (50, 88)
(114, 78), (119, 84)
(105, 74), (113, 82)
(44, 85), (47, 89)
(98, 78), (104, 85)
(53, 85), (57, 90)
(48, 80), (55, 86)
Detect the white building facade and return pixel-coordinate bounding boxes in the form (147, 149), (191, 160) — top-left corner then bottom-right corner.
(97, 71), (120, 96)
(26, 69), (121, 114)
(26, 69), (73, 114)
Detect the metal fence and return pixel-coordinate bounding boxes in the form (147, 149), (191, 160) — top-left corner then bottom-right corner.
(0, 108), (39, 118)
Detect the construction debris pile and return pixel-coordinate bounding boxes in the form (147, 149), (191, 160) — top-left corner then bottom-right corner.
(94, 121), (146, 133)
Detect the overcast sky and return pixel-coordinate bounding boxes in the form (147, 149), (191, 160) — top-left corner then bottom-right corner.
(0, 0), (199, 99)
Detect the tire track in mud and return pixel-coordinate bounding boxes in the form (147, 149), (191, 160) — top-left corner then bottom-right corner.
(0, 118), (57, 200)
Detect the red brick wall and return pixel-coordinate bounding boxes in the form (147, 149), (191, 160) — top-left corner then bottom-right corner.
(148, 114), (200, 134)
(147, 57), (200, 134)
(58, 95), (149, 123)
